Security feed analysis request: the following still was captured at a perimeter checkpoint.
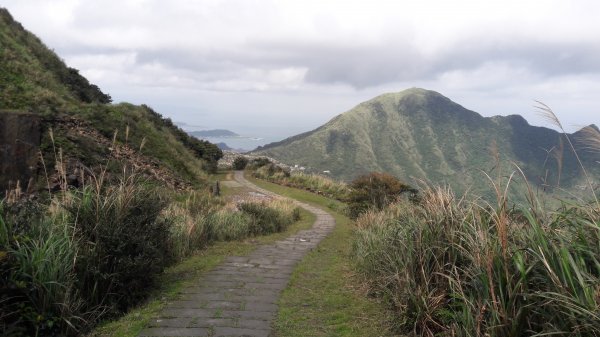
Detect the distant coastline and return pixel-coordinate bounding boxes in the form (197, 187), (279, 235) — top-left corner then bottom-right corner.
(189, 129), (240, 138)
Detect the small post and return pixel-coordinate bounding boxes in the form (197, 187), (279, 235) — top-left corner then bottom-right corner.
(213, 181), (221, 196)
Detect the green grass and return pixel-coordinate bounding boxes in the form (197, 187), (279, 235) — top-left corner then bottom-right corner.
(246, 174), (392, 336)
(87, 207), (315, 337)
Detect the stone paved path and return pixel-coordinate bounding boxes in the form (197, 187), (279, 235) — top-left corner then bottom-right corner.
(138, 171), (336, 337)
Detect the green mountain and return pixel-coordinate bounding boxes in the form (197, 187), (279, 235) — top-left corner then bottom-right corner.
(0, 8), (221, 192)
(254, 88), (599, 199)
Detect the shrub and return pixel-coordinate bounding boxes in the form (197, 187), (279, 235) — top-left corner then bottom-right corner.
(232, 156), (249, 170)
(248, 157), (271, 168)
(238, 200), (299, 236)
(347, 172), (414, 218)
(64, 175), (172, 314)
(206, 210), (251, 241)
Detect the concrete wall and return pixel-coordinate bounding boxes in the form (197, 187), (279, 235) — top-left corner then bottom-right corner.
(0, 111), (41, 192)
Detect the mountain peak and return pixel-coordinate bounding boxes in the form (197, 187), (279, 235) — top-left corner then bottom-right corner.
(368, 87), (445, 104)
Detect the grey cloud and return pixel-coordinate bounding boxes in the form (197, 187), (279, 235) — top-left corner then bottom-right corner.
(295, 39), (600, 87)
(126, 37), (600, 89)
(436, 39), (600, 77)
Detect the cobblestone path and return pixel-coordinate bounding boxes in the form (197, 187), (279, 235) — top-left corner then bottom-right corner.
(138, 171), (336, 337)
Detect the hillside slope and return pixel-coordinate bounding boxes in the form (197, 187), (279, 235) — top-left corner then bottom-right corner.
(0, 8), (221, 192)
(255, 88), (599, 198)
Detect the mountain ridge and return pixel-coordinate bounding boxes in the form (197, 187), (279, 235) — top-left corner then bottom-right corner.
(254, 88), (599, 198)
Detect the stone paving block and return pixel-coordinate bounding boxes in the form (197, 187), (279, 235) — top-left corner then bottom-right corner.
(197, 280), (245, 288)
(168, 301), (207, 309)
(160, 308), (215, 318)
(205, 301), (243, 310)
(188, 317), (236, 328)
(220, 309), (274, 320)
(247, 258), (273, 265)
(213, 327), (270, 337)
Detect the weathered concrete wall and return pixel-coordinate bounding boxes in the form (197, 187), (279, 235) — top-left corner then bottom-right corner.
(0, 111), (41, 192)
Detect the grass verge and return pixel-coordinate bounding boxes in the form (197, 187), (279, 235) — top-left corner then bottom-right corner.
(247, 174), (392, 336)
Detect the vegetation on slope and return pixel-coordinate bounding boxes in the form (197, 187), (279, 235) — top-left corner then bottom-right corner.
(0, 7), (242, 337)
(0, 7), (222, 190)
(0, 8), (110, 112)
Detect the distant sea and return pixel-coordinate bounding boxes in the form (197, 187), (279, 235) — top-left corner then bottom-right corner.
(201, 136), (282, 152)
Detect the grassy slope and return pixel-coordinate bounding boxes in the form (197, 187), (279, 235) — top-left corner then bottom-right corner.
(0, 8), (107, 112)
(255, 88), (598, 199)
(0, 8), (220, 186)
(246, 174), (392, 337)
(72, 103), (211, 184)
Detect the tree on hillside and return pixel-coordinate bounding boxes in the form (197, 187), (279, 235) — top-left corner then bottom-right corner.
(348, 172), (415, 218)
(233, 156), (249, 170)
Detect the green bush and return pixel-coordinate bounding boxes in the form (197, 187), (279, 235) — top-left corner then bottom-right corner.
(248, 157), (271, 168)
(238, 200), (299, 236)
(233, 156), (249, 170)
(206, 210), (251, 241)
(347, 172), (415, 218)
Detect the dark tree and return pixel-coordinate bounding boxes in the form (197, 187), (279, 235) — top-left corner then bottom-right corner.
(347, 172), (415, 218)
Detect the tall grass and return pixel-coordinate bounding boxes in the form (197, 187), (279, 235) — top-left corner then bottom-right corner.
(352, 183), (600, 336)
(1, 202), (83, 336)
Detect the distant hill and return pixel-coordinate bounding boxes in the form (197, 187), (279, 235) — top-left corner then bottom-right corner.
(254, 88), (599, 199)
(0, 8), (221, 192)
(190, 129), (240, 138)
(215, 142), (232, 150)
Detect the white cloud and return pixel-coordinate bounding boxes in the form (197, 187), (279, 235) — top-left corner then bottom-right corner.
(2, 0), (599, 135)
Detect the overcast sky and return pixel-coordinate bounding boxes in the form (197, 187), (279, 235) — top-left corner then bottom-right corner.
(3, 0), (599, 138)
